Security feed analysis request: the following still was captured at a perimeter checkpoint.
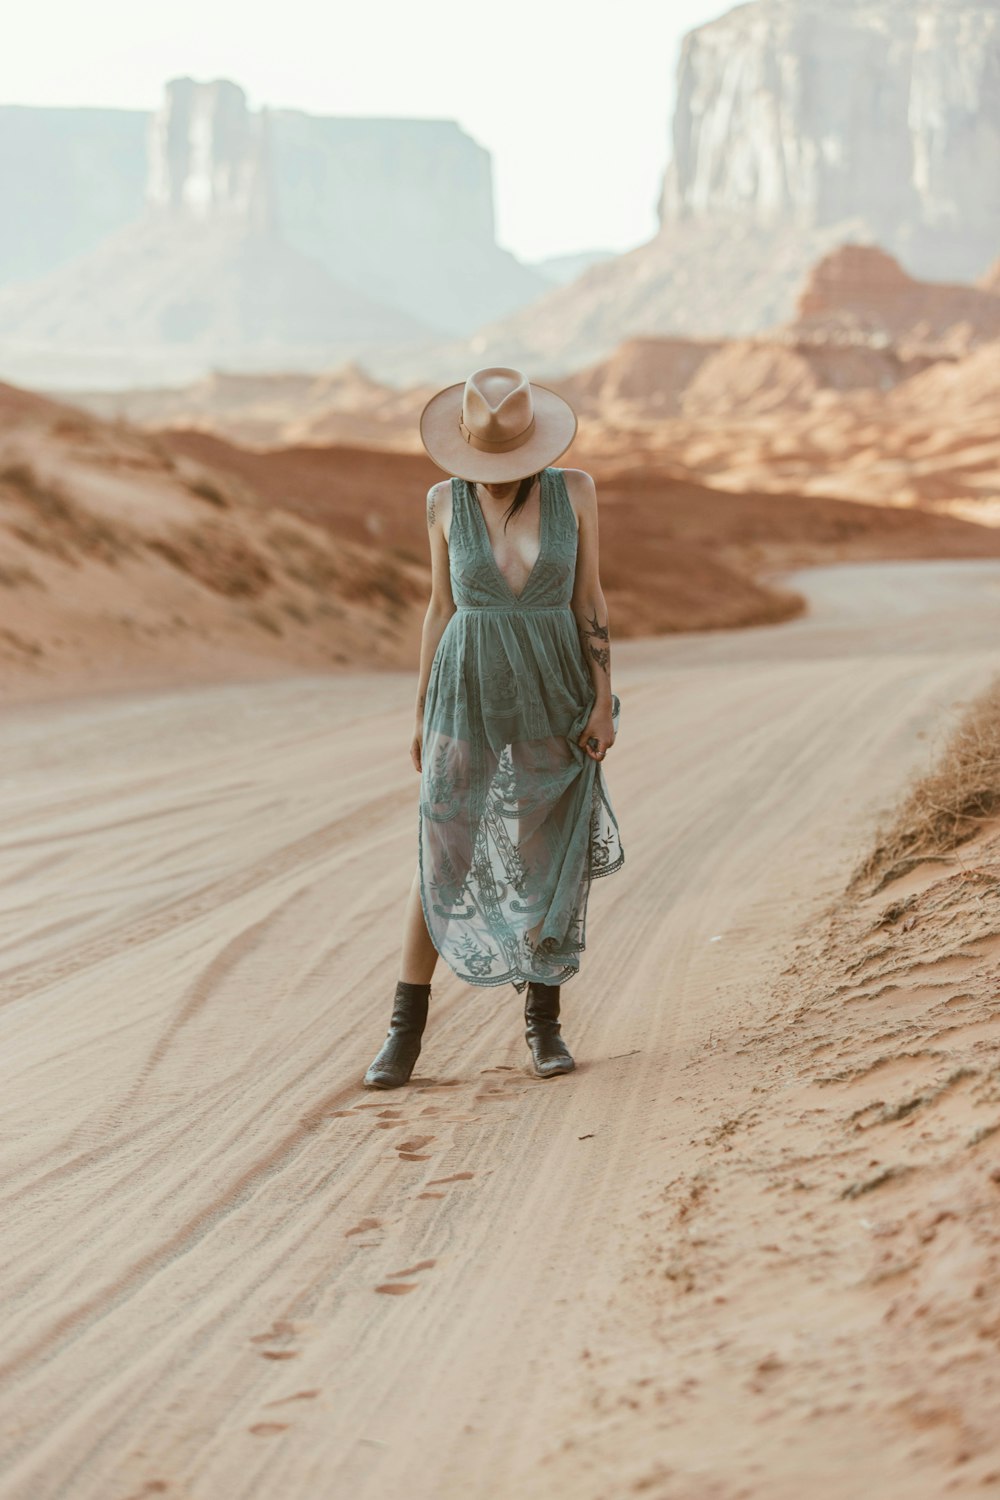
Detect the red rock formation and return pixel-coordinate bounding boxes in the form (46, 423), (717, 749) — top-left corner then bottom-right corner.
(790, 245), (1000, 353)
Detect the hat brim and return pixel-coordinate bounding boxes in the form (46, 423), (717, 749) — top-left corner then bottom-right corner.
(419, 379), (578, 482)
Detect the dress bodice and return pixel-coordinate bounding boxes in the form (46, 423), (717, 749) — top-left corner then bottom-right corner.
(447, 467), (578, 611)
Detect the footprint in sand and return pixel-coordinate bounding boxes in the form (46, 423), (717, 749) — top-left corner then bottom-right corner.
(250, 1318), (302, 1345)
(248, 1422), (290, 1436)
(387, 1258), (437, 1278)
(264, 1390), (320, 1408)
(396, 1135), (435, 1153)
(376, 1258), (437, 1292)
(345, 1217), (382, 1238)
(426, 1171), (474, 1185)
(259, 1350), (299, 1361)
(417, 1191), (445, 1199)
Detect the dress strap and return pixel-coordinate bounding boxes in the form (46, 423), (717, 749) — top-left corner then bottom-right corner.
(547, 467), (576, 536)
(449, 475), (467, 547)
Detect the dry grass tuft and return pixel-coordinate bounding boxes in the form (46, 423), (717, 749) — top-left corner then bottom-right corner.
(147, 526), (273, 599)
(852, 678), (1000, 893)
(266, 524), (341, 591)
(0, 460), (136, 565)
(0, 559), (41, 588)
(185, 476), (230, 509)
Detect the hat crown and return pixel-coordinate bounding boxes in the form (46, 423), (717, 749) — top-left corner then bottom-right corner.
(462, 367), (534, 447)
(419, 363), (577, 481)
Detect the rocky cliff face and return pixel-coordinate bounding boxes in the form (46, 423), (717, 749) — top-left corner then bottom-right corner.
(660, 0), (1000, 282)
(145, 77), (275, 232)
(420, 0), (1000, 383)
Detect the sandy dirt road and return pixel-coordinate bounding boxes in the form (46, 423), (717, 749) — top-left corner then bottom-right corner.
(3, 560), (1000, 1500)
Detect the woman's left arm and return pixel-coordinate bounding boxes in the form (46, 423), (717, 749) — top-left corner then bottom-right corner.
(567, 469), (616, 763)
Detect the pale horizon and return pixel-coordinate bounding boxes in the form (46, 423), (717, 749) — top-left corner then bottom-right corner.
(1, 0), (727, 264)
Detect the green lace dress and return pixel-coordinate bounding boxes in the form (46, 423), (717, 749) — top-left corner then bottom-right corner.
(418, 466), (624, 993)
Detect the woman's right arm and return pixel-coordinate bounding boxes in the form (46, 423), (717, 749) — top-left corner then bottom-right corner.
(411, 480), (456, 773)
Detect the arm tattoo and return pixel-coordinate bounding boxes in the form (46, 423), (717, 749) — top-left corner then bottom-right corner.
(428, 491), (437, 528)
(588, 643), (611, 674)
(579, 607), (611, 675)
(584, 608), (609, 642)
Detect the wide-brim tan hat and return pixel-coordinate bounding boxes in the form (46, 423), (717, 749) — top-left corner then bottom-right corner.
(419, 365), (578, 482)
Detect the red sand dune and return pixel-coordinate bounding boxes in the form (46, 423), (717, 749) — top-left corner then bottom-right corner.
(161, 426), (1000, 639)
(0, 382), (430, 702)
(5, 336), (1000, 705)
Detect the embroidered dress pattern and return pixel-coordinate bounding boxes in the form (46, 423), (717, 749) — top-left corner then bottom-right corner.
(418, 466), (625, 992)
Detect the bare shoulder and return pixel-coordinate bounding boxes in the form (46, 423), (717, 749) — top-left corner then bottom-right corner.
(558, 467), (597, 527)
(426, 478), (454, 541)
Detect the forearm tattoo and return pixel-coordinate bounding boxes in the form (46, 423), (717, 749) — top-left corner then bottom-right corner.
(579, 607), (611, 675)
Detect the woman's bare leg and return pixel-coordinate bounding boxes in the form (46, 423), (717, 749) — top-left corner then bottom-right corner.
(399, 864), (439, 985)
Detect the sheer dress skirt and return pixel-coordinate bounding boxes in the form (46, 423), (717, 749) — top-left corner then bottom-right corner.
(418, 604), (623, 993)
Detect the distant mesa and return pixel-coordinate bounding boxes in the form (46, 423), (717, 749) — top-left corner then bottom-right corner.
(1, 0), (998, 389)
(0, 76), (549, 387)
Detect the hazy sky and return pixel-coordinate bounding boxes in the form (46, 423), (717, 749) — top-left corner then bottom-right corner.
(3, 0), (727, 263)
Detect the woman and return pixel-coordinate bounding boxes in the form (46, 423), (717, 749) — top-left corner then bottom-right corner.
(363, 366), (624, 1088)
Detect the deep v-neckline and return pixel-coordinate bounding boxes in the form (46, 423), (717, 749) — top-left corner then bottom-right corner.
(467, 468), (549, 605)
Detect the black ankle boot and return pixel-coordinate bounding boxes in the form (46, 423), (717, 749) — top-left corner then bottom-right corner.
(363, 980), (431, 1089)
(524, 981), (575, 1078)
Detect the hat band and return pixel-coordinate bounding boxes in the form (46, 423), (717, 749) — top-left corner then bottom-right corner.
(459, 413), (536, 452)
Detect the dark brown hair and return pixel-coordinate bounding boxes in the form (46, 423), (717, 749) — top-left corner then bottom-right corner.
(471, 471), (544, 532)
